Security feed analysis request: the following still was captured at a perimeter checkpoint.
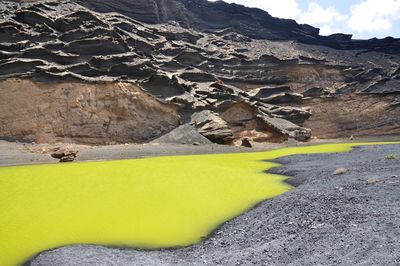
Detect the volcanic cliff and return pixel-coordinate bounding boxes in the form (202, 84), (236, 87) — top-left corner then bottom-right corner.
(0, 0), (399, 144)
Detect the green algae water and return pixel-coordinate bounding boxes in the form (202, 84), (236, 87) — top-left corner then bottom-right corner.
(0, 143), (396, 266)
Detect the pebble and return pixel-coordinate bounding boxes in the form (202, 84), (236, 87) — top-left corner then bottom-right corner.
(334, 168), (348, 175)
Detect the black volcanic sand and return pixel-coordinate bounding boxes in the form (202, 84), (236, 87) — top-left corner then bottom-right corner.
(2, 136), (399, 166)
(0, 140), (280, 166)
(26, 144), (400, 266)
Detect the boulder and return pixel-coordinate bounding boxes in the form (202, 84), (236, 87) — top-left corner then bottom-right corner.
(152, 124), (212, 145)
(191, 111), (234, 144)
(50, 146), (79, 162)
(241, 138), (253, 148)
(288, 128), (312, 142)
(257, 114), (311, 142)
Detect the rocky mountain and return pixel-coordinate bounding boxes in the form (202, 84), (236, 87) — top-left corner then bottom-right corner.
(0, 0), (399, 144)
(74, 0), (400, 52)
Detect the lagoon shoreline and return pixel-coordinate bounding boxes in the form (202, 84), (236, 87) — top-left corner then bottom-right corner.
(22, 143), (400, 266)
(1, 135), (400, 167)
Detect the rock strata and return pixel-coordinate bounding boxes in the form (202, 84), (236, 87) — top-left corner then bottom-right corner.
(0, 0), (399, 144)
(191, 111), (234, 144)
(0, 79), (179, 144)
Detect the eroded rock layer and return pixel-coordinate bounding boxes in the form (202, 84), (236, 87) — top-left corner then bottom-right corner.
(0, 79), (179, 144)
(0, 0), (399, 144)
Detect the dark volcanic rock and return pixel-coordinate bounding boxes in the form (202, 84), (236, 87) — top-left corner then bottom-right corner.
(240, 137), (253, 148)
(0, 0), (399, 143)
(63, 37), (129, 55)
(152, 123), (212, 145)
(191, 111), (234, 144)
(73, 0), (320, 42)
(74, 0), (400, 52)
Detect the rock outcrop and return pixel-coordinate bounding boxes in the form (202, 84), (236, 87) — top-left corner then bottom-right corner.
(74, 0), (400, 53)
(0, 79), (179, 144)
(50, 145), (79, 162)
(191, 111), (234, 144)
(0, 0), (399, 144)
(152, 124), (212, 145)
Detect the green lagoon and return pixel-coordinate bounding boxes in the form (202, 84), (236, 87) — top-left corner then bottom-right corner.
(0, 143), (393, 266)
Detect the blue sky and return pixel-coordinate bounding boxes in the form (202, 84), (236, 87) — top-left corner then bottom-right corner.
(209, 0), (400, 39)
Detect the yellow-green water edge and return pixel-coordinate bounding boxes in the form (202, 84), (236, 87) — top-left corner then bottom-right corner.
(0, 142), (397, 266)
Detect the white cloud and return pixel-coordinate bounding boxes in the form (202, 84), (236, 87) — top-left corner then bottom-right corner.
(298, 2), (347, 35)
(299, 2), (346, 25)
(319, 25), (334, 36)
(208, 0), (400, 38)
(208, 0), (301, 19)
(209, 1), (347, 36)
(348, 0), (400, 33)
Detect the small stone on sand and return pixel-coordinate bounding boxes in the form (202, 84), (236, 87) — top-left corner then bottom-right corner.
(334, 168), (348, 175)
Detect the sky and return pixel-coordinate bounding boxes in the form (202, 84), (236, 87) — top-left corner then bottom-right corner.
(209, 0), (400, 39)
